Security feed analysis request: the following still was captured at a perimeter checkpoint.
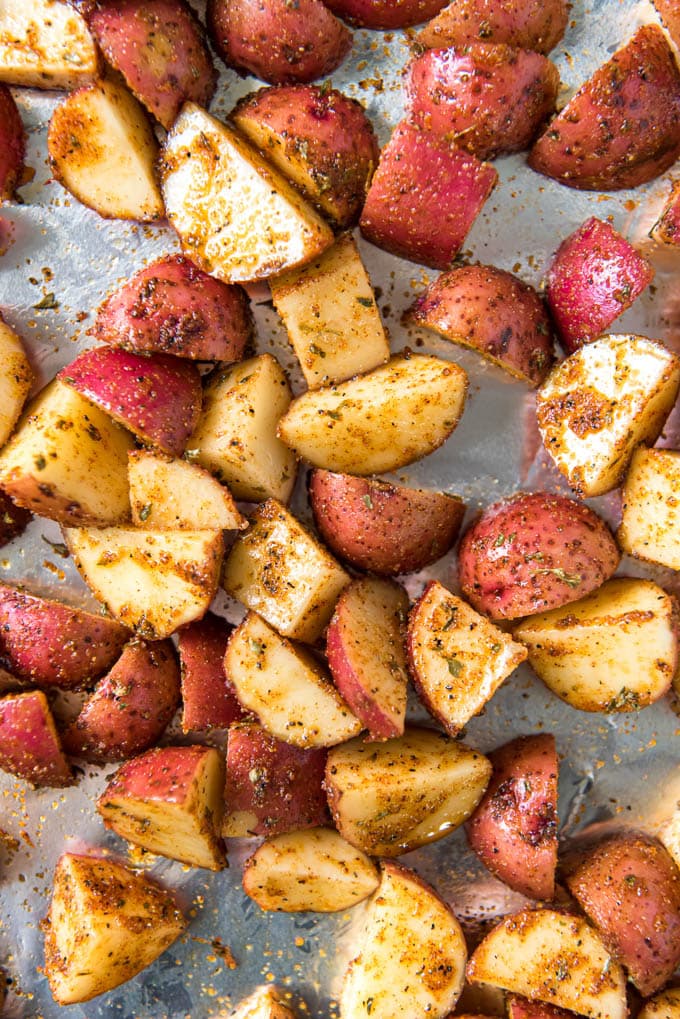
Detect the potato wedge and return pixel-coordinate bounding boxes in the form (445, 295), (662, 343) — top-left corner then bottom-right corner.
(160, 102), (333, 284)
(0, 84), (25, 201)
(178, 613), (243, 732)
(341, 861), (467, 1019)
(536, 334), (680, 498)
(229, 986), (296, 1019)
(0, 690), (71, 787)
(513, 578), (679, 713)
(278, 354), (468, 475)
(466, 909), (626, 1019)
(0, 0), (99, 90)
(129, 450), (246, 531)
(0, 316), (33, 447)
(48, 78), (163, 222)
(639, 989), (680, 1019)
(417, 0), (568, 53)
(243, 827), (379, 912)
(618, 447), (680, 570)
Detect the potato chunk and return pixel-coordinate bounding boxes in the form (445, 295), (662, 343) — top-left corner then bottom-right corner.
(0, 0), (98, 90)
(0, 317), (32, 448)
(618, 446), (680, 570)
(128, 450), (246, 530)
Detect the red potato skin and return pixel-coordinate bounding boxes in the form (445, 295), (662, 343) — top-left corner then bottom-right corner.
(405, 264), (554, 387)
(178, 613), (244, 732)
(466, 734), (558, 901)
(206, 0), (352, 86)
(0, 85), (25, 202)
(529, 25), (680, 191)
(405, 45), (559, 161)
(360, 121), (497, 270)
(651, 181), (680, 246)
(60, 638), (180, 763)
(88, 0), (216, 130)
(58, 347), (202, 457)
(93, 255), (253, 362)
(0, 691), (72, 787)
(0, 583), (130, 690)
(225, 722), (329, 837)
(0, 491), (31, 547)
(100, 744), (217, 803)
(457, 491), (620, 620)
(323, 0), (447, 29)
(308, 469), (466, 576)
(507, 997), (575, 1019)
(564, 831), (680, 996)
(417, 0), (568, 54)
(546, 218), (655, 354)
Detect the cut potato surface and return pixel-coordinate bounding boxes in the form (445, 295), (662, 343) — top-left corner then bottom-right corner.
(341, 861), (467, 1019)
(618, 446), (680, 570)
(639, 988), (680, 1019)
(0, 317), (32, 448)
(129, 450), (246, 531)
(0, 0), (99, 89)
(278, 353), (468, 475)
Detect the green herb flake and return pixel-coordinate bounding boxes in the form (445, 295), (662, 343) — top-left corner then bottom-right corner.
(33, 292), (59, 310)
(309, 344), (326, 358)
(441, 610), (458, 631)
(139, 504), (152, 522)
(356, 296), (373, 308)
(249, 639), (265, 655)
(535, 567), (581, 588)
(447, 657), (463, 677)
(490, 642), (502, 653)
(605, 687), (641, 712)
(624, 874), (637, 886)
(41, 535), (69, 558)
(362, 493), (373, 510)
(34, 455), (47, 471)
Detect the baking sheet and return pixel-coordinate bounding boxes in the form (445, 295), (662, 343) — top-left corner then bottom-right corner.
(1, 0), (680, 1015)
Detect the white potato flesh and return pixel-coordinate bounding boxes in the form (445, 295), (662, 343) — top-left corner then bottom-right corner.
(408, 582), (527, 735)
(341, 861), (466, 1019)
(536, 334), (680, 497)
(63, 526), (224, 640)
(466, 908), (627, 1019)
(222, 498), (350, 644)
(0, 318), (33, 448)
(513, 577), (678, 712)
(270, 235), (389, 389)
(226, 612), (361, 748)
(160, 102), (333, 284)
(43, 853), (185, 1005)
(0, 0), (98, 89)
(638, 987), (680, 1019)
(242, 827), (379, 912)
(229, 986), (296, 1019)
(128, 450), (247, 531)
(618, 446), (680, 570)
(0, 379), (133, 526)
(188, 354), (297, 504)
(325, 726), (491, 856)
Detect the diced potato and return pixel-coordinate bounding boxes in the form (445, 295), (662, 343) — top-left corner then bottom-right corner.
(222, 499), (350, 644)
(278, 353), (468, 475)
(63, 526), (224, 639)
(159, 102), (333, 284)
(638, 988), (680, 1019)
(128, 450), (246, 530)
(618, 446), (680, 570)
(0, 690), (72, 787)
(536, 334), (680, 497)
(513, 578), (678, 712)
(229, 986), (296, 1019)
(0, 317), (33, 447)
(189, 355), (297, 504)
(270, 235), (389, 388)
(43, 853), (185, 1005)
(225, 613), (361, 747)
(178, 613), (243, 732)
(0, 379), (133, 526)
(0, 0), (99, 90)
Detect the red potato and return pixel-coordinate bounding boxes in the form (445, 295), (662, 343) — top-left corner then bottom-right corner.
(309, 470), (465, 576)
(88, 0), (216, 130)
(177, 613), (244, 732)
(546, 218), (655, 354)
(466, 734), (558, 901)
(61, 638), (180, 763)
(323, 0), (447, 28)
(457, 491), (620, 620)
(405, 265), (554, 387)
(0, 691), (71, 787)
(564, 831), (680, 996)
(417, 0), (568, 53)
(93, 255), (253, 362)
(360, 121), (497, 270)
(223, 722), (329, 838)
(0, 84), (24, 201)
(0, 583), (129, 690)
(651, 180), (680, 246)
(0, 491), (31, 547)
(206, 0), (352, 86)
(507, 997), (583, 1019)
(405, 45), (559, 161)
(652, 0), (680, 48)
(59, 347), (202, 457)
(529, 25), (680, 191)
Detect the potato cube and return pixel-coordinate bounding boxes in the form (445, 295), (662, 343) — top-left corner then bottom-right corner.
(618, 446), (680, 569)
(128, 450), (246, 530)
(0, 0), (99, 90)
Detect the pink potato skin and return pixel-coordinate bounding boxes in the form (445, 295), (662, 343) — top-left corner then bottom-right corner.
(405, 45), (559, 161)
(0, 491), (31, 547)
(466, 734), (558, 901)
(457, 491), (620, 620)
(308, 469), (466, 576)
(0, 583), (129, 690)
(93, 255), (252, 361)
(652, 0), (680, 48)
(88, 0), (217, 129)
(323, 0), (447, 29)
(178, 612), (244, 732)
(206, 0), (352, 86)
(0, 691), (72, 787)
(360, 121), (497, 270)
(546, 217), (655, 353)
(417, 0), (568, 54)
(652, 181), (680, 246)
(507, 997), (575, 1019)
(100, 744), (215, 804)
(406, 264), (554, 387)
(529, 25), (680, 190)
(61, 638), (181, 763)
(0, 85), (25, 202)
(58, 347), (202, 457)
(225, 722), (329, 836)
(565, 831), (680, 996)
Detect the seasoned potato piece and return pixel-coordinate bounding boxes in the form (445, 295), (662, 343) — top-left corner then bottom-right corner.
(178, 613), (243, 732)
(618, 447), (680, 570)
(0, 85), (25, 201)
(270, 235), (389, 388)
(639, 988), (680, 1019)
(417, 0), (568, 53)
(0, 316), (33, 447)
(536, 334), (680, 497)
(0, 0), (99, 89)
(0, 690), (72, 787)
(129, 450), (246, 531)
(223, 499), (350, 644)
(278, 354), (467, 475)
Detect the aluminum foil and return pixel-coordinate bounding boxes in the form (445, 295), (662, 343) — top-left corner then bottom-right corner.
(1, 0), (680, 1016)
